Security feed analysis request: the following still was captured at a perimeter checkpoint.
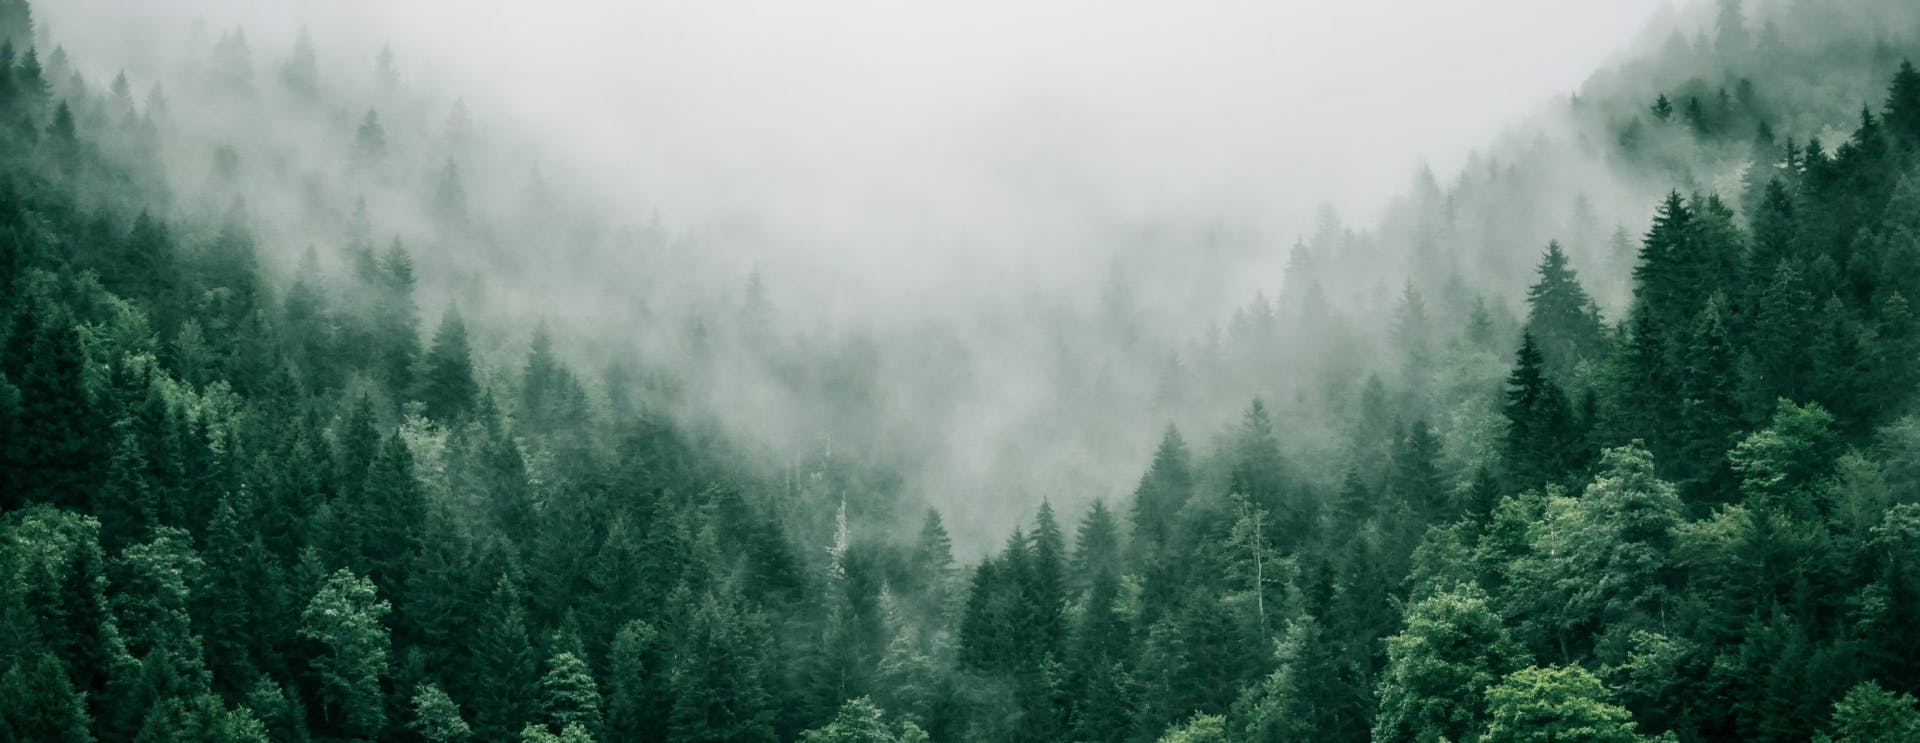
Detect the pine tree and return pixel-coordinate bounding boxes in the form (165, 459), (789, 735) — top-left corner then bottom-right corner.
(1481, 665), (1641, 743)
(97, 419), (159, 553)
(1678, 295), (1743, 496)
(0, 653), (95, 742)
(1132, 425), (1194, 555)
(353, 109), (386, 167)
(375, 240), (420, 397)
(1230, 400), (1296, 535)
(410, 683), (472, 743)
(4, 307), (105, 509)
(1524, 242), (1608, 381)
(1235, 615), (1344, 743)
(280, 29), (317, 96)
(1389, 419), (1448, 521)
(538, 651), (602, 737)
(355, 435), (426, 598)
(1372, 585), (1528, 743)
(298, 569), (392, 740)
(1071, 499), (1123, 593)
(1030, 500), (1068, 656)
(907, 508), (955, 598)
(606, 619), (672, 743)
(1505, 332), (1577, 490)
(416, 307), (477, 421)
(669, 594), (777, 743)
(471, 574), (537, 741)
(1888, 59), (1920, 144)
(433, 160), (467, 225)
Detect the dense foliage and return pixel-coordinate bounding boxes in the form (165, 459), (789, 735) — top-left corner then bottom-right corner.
(6, 0), (1920, 741)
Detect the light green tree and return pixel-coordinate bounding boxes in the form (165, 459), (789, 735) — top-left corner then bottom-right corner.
(299, 568), (392, 739)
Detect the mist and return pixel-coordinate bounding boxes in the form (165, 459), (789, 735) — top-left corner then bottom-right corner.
(14, 0), (1920, 738)
(34, 0), (1695, 552)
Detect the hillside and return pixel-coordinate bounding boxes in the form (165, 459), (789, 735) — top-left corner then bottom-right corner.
(5, 0), (1920, 741)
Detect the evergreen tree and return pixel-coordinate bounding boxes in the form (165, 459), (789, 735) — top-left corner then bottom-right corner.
(1524, 242), (1608, 381)
(1132, 425), (1194, 556)
(410, 683), (472, 743)
(354, 435), (426, 598)
(0, 653), (95, 743)
(416, 307), (477, 422)
(1070, 499), (1123, 593)
(470, 575), (537, 741)
(669, 594), (778, 743)
(4, 306), (104, 509)
(298, 569), (392, 740)
(605, 619), (671, 743)
(353, 109), (386, 167)
(1480, 665), (1642, 743)
(1888, 59), (1920, 144)
(1372, 585), (1528, 743)
(538, 651), (602, 737)
(1230, 400), (1297, 536)
(1504, 332), (1578, 490)
(1818, 681), (1920, 743)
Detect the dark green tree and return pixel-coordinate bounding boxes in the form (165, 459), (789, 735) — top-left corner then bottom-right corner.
(415, 307), (477, 422)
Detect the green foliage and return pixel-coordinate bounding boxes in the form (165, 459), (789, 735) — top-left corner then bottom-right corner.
(1481, 665), (1643, 743)
(1372, 585), (1529, 743)
(297, 568), (391, 739)
(1156, 713), (1228, 743)
(799, 697), (927, 743)
(7, 6), (1920, 743)
(538, 651), (602, 737)
(0, 653), (95, 742)
(1817, 681), (1920, 743)
(668, 593), (777, 743)
(411, 683), (472, 743)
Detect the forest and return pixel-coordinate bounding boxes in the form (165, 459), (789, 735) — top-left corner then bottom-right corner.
(6, 0), (1920, 741)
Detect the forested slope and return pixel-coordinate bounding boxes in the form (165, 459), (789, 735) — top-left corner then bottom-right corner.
(6, 0), (1920, 742)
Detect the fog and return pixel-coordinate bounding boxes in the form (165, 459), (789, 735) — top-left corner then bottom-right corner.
(38, 0), (1707, 552)
(50, 0), (1667, 297)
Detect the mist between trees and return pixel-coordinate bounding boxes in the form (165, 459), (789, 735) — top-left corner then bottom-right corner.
(5, 0), (1920, 741)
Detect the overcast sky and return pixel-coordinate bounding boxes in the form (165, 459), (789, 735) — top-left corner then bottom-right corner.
(48, 0), (1677, 294)
(363, 1), (1671, 223)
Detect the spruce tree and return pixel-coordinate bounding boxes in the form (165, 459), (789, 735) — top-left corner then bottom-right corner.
(416, 307), (477, 422)
(1524, 242), (1608, 381)
(298, 569), (392, 740)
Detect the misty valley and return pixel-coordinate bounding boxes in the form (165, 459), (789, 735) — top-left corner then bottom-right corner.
(6, 0), (1920, 741)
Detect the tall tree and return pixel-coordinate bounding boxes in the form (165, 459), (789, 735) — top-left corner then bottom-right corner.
(1504, 332), (1578, 490)
(1524, 242), (1608, 381)
(415, 307), (476, 422)
(1480, 665), (1642, 743)
(1372, 585), (1528, 743)
(298, 569), (392, 740)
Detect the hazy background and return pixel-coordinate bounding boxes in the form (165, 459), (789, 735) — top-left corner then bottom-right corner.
(35, 0), (1694, 551)
(46, 0), (1671, 301)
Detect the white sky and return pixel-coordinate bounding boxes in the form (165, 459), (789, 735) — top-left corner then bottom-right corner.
(47, 0), (1678, 292)
(358, 0), (1673, 229)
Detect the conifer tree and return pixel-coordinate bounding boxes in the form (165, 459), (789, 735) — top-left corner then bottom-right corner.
(353, 109), (386, 167)
(1132, 425), (1193, 555)
(471, 574), (537, 741)
(0, 653), (95, 742)
(669, 594), (778, 743)
(1505, 332), (1577, 490)
(416, 307), (476, 422)
(538, 651), (602, 737)
(299, 569), (391, 740)
(1372, 585), (1528, 743)
(1524, 242), (1608, 381)
(606, 619), (671, 743)
(410, 683), (472, 743)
